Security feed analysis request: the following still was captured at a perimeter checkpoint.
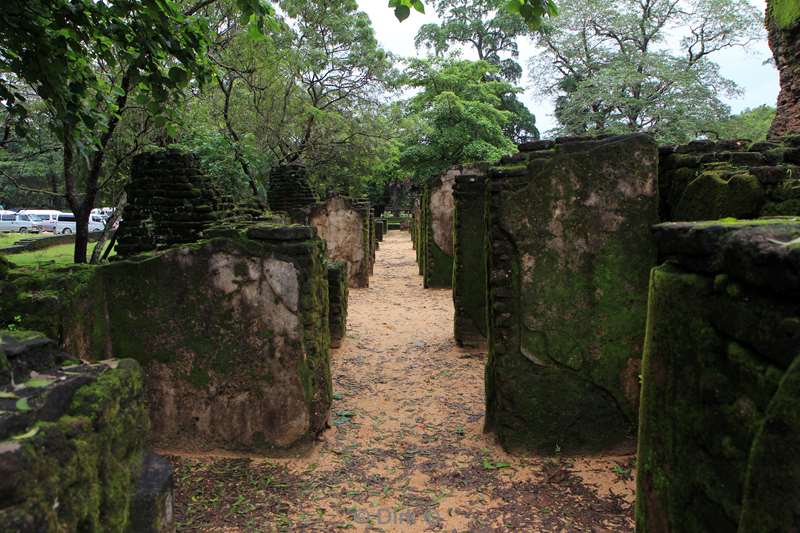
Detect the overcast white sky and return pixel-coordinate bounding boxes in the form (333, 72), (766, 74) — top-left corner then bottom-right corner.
(356, 0), (779, 135)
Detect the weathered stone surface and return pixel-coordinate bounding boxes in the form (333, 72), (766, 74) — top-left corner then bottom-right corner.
(309, 197), (370, 288)
(64, 234), (332, 453)
(0, 357), (149, 532)
(452, 166), (488, 347)
(672, 164), (764, 221)
(327, 260), (349, 349)
(636, 219), (800, 533)
(420, 172), (456, 288)
(127, 453), (175, 533)
(767, 1), (800, 139)
(658, 139), (800, 221)
(0, 329), (63, 387)
(486, 134), (658, 453)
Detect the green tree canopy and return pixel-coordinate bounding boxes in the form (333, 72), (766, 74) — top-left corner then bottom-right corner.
(398, 59), (517, 179)
(531, 0), (763, 143)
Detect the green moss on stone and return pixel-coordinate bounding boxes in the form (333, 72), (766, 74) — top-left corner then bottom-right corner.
(771, 0), (800, 29)
(673, 165), (764, 221)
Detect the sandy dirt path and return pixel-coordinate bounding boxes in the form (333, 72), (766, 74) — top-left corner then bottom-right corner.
(169, 231), (636, 532)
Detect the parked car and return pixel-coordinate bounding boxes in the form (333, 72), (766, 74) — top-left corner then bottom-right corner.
(19, 209), (62, 228)
(41, 212), (106, 234)
(0, 210), (41, 233)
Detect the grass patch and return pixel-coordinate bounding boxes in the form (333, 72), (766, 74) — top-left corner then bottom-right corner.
(8, 242), (114, 268)
(0, 232), (46, 248)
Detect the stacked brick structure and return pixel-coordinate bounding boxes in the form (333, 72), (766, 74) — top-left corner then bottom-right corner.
(115, 149), (230, 257)
(267, 164), (318, 221)
(659, 137), (800, 221)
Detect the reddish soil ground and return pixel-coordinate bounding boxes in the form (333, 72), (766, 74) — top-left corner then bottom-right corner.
(167, 231), (636, 532)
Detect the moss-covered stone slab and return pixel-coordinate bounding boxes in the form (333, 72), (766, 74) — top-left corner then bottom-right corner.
(485, 134), (658, 453)
(452, 166), (488, 347)
(672, 164), (764, 221)
(327, 260), (348, 349)
(0, 357), (149, 532)
(421, 172), (455, 288)
(64, 230), (332, 453)
(310, 197), (370, 288)
(636, 219), (800, 532)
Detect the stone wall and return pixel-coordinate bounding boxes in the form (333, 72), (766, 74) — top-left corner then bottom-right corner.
(309, 197), (370, 288)
(76, 225), (331, 452)
(452, 165), (488, 347)
(327, 261), (348, 349)
(115, 149), (231, 258)
(267, 164), (318, 221)
(0, 331), (154, 532)
(485, 134), (658, 453)
(637, 219), (800, 532)
(420, 172), (456, 288)
(659, 138), (800, 222)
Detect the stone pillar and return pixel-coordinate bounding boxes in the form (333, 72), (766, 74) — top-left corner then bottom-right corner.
(73, 223), (332, 453)
(637, 219), (800, 533)
(452, 166), (488, 347)
(327, 260), (348, 349)
(485, 134), (658, 453)
(422, 172), (456, 288)
(309, 197), (370, 288)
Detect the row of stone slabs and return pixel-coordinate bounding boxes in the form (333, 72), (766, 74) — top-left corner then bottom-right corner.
(411, 133), (800, 532)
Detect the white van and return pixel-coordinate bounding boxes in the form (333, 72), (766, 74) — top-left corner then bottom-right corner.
(19, 209), (61, 226)
(0, 211), (39, 233)
(44, 212), (106, 234)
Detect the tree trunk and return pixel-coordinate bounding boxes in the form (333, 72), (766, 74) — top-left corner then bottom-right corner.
(767, 2), (800, 139)
(90, 192), (126, 264)
(73, 203), (94, 264)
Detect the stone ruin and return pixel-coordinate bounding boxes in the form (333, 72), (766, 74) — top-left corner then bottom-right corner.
(637, 219), (800, 532)
(115, 148), (263, 258)
(0, 331), (172, 532)
(452, 165), (488, 348)
(659, 137), (800, 222)
(327, 260), (348, 348)
(266, 163), (318, 221)
(485, 134), (658, 452)
(410, 132), (800, 527)
(1, 149), (347, 455)
(416, 172), (456, 288)
(309, 196), (370, 288)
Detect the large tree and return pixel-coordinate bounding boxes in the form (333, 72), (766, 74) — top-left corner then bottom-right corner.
(398, 59), (517, 179)
(0, 0), (271, 262)
(766, 0), (800, 139)
(531, 0), (763, 143)
(415, 0), (531, 81)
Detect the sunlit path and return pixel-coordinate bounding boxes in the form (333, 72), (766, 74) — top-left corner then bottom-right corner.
(169, 231), (635, 532)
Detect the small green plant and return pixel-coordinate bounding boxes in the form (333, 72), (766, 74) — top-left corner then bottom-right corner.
(6, 314), (23, 332)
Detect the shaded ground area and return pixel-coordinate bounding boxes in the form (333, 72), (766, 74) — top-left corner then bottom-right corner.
(167, 231), (636, 532)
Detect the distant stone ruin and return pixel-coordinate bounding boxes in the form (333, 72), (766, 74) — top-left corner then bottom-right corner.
(116, 148), (264, 258)
(417, 172), (456, 288)
(309, 197), (370, 288)
(637, 219), (800, 532)
(267, 164), (318, 221)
